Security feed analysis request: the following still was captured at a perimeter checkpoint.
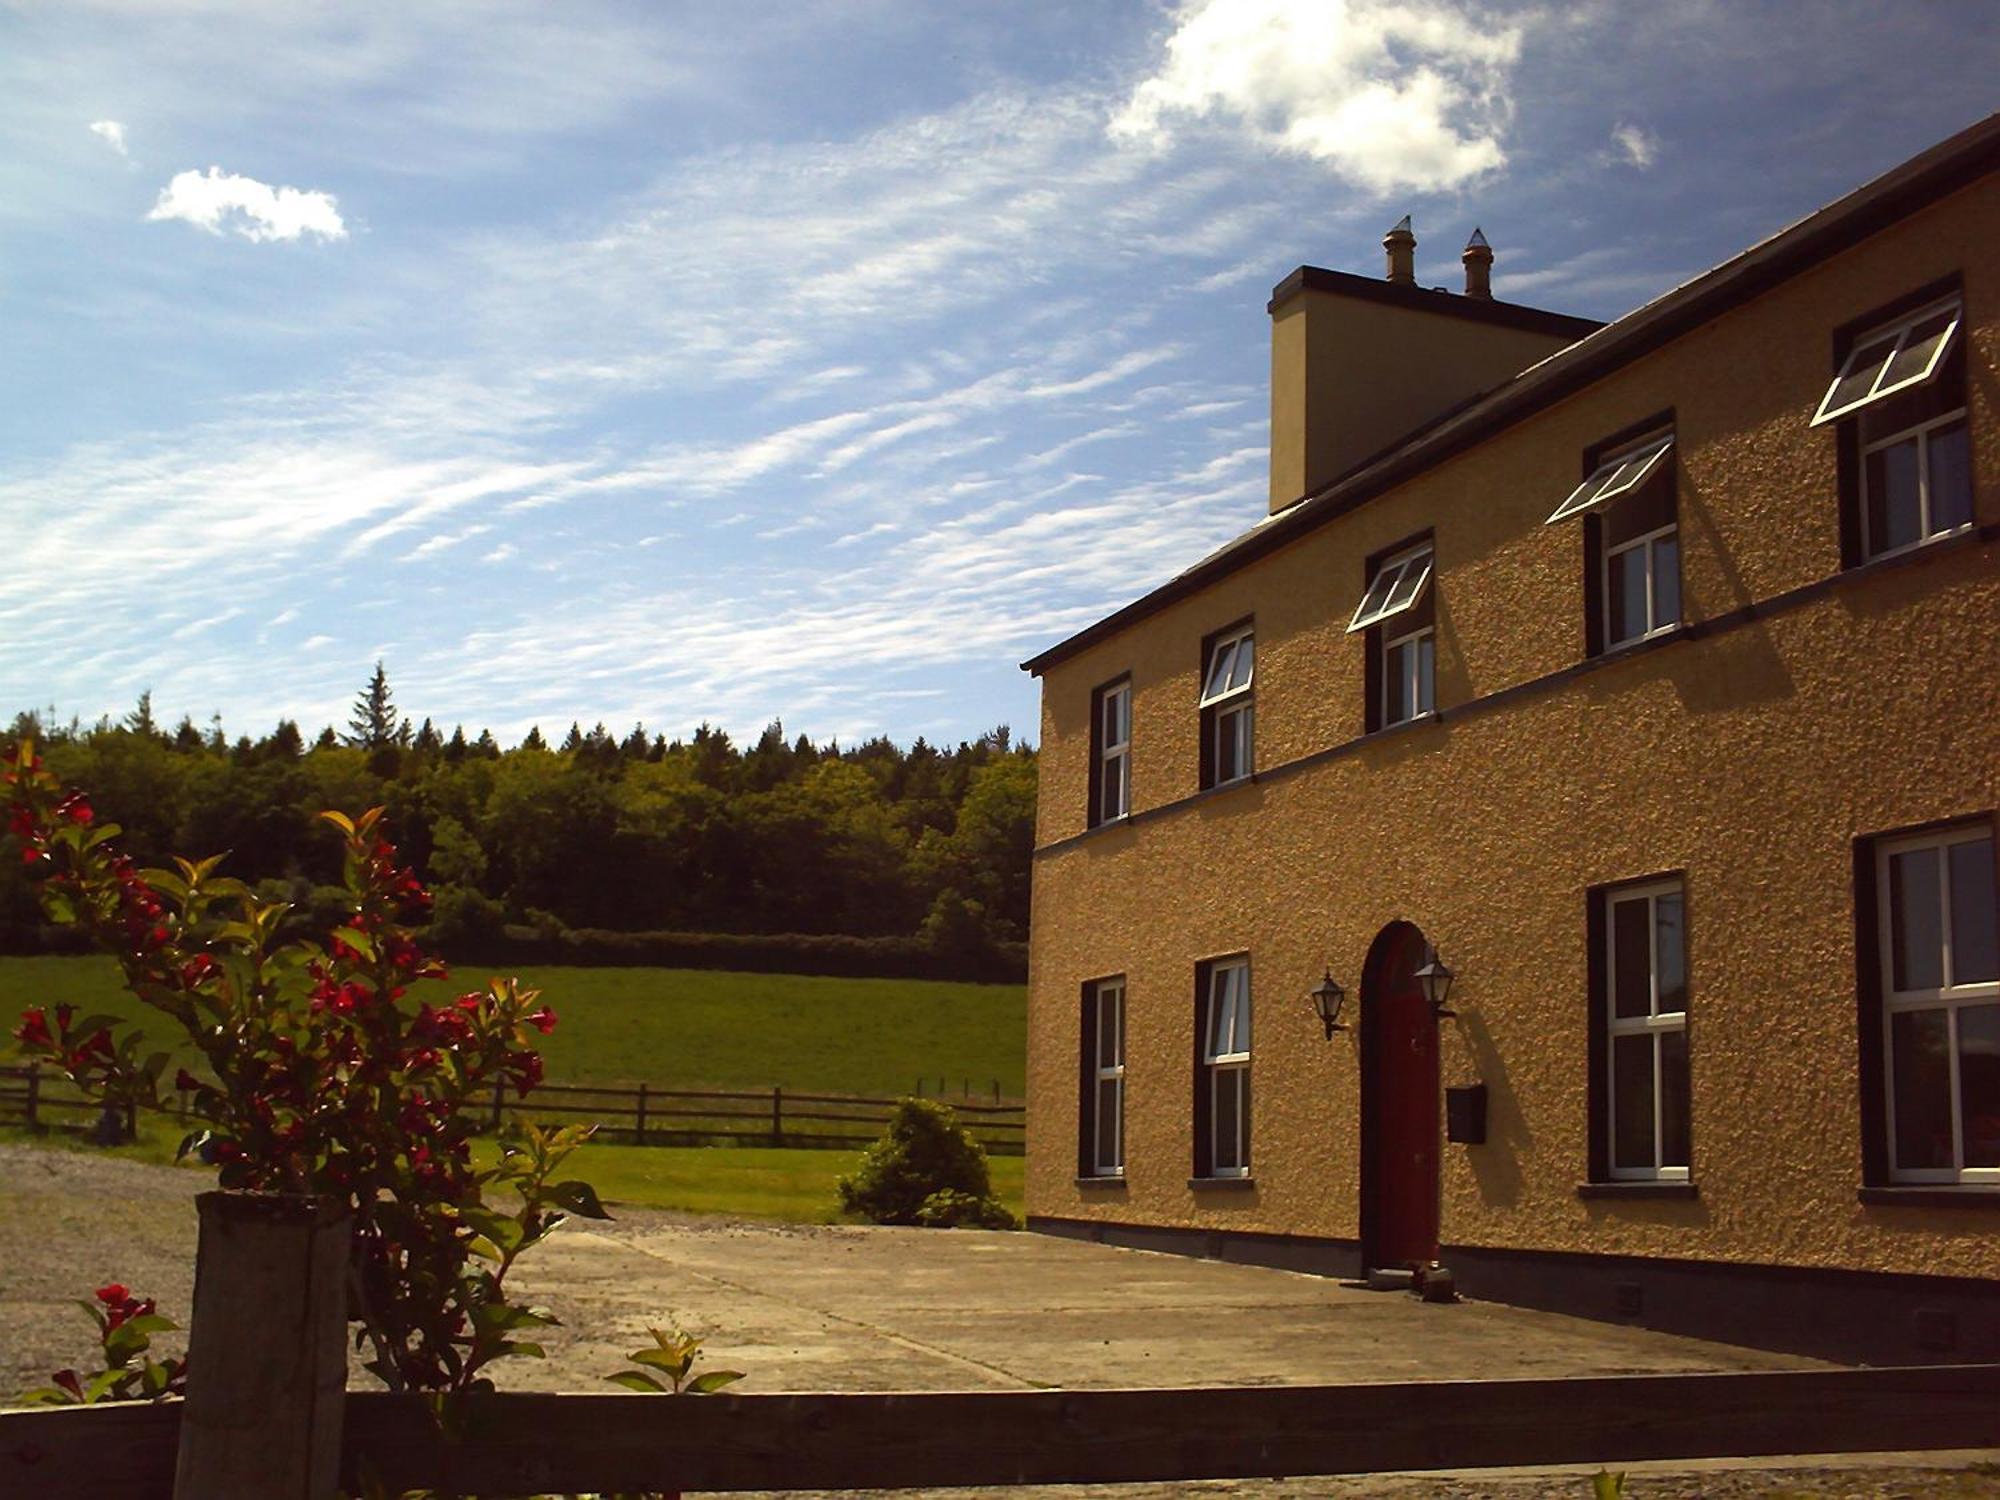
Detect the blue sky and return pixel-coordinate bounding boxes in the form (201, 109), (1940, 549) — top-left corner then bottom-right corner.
(3, 1), (1995, 750)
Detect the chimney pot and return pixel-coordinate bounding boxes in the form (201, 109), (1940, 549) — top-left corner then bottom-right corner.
(1383, 215), (1416, 285)
(1462, 226), (1493, 300)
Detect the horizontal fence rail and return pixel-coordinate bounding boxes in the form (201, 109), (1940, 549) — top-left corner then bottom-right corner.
(7, 1363), (2000, 1498)
(0, 1065), (1024, 1155)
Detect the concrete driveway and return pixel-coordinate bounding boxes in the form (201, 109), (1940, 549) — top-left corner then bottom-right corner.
(512, 1215), (1817, 1393)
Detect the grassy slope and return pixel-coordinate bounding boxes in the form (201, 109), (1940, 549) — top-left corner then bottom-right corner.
(0, 956), (1026, 1098)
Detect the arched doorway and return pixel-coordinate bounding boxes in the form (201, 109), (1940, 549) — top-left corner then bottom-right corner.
(1360, 921), (1440, 1273)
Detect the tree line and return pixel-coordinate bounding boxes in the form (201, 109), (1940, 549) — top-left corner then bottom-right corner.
(3, 668), (1035, 979)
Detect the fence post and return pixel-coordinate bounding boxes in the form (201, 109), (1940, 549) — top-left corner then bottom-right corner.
(24, 1063), (39, 1131)
(635, 1083), (648, 1146)
(771, 1086), (783, 1148)
(173, 1192), (348, 1499)
(490, 1081), (504, 1133)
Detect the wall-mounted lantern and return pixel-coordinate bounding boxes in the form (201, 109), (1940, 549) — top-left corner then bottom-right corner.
(1415, 946), (1456, 1019)
(1309, 969), (1348, 1038)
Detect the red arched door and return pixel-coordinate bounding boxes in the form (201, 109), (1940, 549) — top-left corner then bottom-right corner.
(1362, 922), (1439, 1271)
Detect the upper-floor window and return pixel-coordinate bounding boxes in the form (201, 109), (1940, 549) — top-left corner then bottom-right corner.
(1817, 292), (1972, 564)
(1350, 540), (1434, 729)
(1547, 428), (1681, 653)
(1080, 976), (1127, 1178)
(1089, 677), (1131, 826)
(1872, 821), (1998, 1185)
(1196, 957), (1251, 1178)
(1593, 878), (1690, 1182)
(1199, 623), (1254, 788)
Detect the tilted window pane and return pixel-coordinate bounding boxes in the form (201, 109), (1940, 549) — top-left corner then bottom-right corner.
(1959, 1004), (2000, 1168)
(1612, 896), (1653, 1018)
(1612, 1033), (1656, 1170)
(1653, 533), (1681, 628)
(1866, 437), (1923, 555)
(1655, 892), (1687, 1014)
(1890, 846), (1945, 992)
(1235, 973), (1252, 1053)
(1660, 1027), (1691, 1169)
(1229, 635), (1254, 692)
(1383, 553), (1432, 615)
(1891, 1007), (1952, 1170)
(1204, 641), (1238, 701)
(1930, 419), (1973, 534)
(1824, 335), (1897, 417)
(1950, 836), (1998, 985)
(1351, 565), (1402, 629)
(1878, 309), (1958, 392)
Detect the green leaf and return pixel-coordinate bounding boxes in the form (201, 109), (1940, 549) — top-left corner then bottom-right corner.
(1592, 1471), (1627, 1500)
(468, 1301), (557, 1333)
(83, 1370), (124, 1404)
(497, 1340), (546, 1359)
(177, 1129), (212, 1163)
(604, 1370), (667, 1394)
(686, 1370), (745, 1395)
(18, 1385), (76, 1407)
(628, 1347), (693, 1377)
(336, 926), (377, 960)
(545, 1179), (611, 1220)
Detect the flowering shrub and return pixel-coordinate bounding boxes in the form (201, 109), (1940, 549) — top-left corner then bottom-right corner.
(5, 738), (607, 1395)
(20, 1283), (188, 1406)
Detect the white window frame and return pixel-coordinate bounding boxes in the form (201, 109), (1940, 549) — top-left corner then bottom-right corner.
(1811, 297), (1962, 428)
(1090, 977), (1126, 1178)
(1878, 824), (2000, 1186)
(1200, 625), (1254, 787)
(1347, 543), (1433, 635)
(1860, 408), (1971, 562)
(1603, 521), (1681, 647)
(1095, 680), (1131, 824)
(1381, 622), (1434, 727)
(1545, 436), (1674, 525)
(1606, 880), (1690, 1182)
(1202, 958), (1251, 1178)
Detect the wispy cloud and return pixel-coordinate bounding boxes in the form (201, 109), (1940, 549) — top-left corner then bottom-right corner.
(148, 166), (347, 243)
(88, 119), (127, 157)
(1110, 0), (1520, 192)
(1609, 122), (1658, 170)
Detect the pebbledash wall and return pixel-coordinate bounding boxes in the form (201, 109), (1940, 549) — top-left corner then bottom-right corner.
(1019, 118), (2000, 1366)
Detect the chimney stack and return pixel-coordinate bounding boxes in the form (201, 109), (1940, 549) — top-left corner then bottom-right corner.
(1383, 215), (1416, 285)
(1462, 227), (1493, 299)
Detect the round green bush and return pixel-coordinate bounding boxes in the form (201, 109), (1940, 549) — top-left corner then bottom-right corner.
(837, 1097), (1000, 1226)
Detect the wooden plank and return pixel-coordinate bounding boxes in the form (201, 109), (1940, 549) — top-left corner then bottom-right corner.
(0, 1400), (180, 1500)
(335, 1364), (2000, 1495)
(15, 1364), (1999, 1497)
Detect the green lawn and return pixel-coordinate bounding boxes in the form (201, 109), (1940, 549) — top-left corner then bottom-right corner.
(0, 956), (1025, 1099)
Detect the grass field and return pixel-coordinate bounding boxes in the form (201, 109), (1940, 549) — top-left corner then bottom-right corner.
(0, 1117), (1026, 1223)
(0, 956), (1025, 1099)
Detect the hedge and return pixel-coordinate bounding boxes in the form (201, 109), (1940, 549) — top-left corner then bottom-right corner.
(447, 925), (1027, 984)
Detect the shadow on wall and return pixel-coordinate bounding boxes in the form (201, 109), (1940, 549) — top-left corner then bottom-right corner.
(1454, 1007), (1526, 1209)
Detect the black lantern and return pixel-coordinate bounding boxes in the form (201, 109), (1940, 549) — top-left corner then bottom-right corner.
(1414, 947), (1456, 1018)
(1310, 969), (1348, 1038)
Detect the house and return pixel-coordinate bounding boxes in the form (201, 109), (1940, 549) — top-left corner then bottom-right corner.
(1017, 114), (2000, 1365)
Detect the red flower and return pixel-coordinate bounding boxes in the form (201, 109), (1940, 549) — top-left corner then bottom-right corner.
(53, 792), (92, 826)
(95, 1283), (128, 1305)
(14, 1008), (49, 1047)
(174, 1068), (202, 1092)
(525, 1006), (558, 1035)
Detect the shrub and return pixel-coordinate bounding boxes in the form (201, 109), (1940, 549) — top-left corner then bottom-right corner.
(914, 1187), (1018, 1230)
(837, 1097), (1005, 1226)
(475, 921), (1027, 982)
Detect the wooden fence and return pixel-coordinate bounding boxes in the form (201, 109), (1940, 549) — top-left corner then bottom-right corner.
(0, 1064), (1024, 1155)
(8, 1362), (2000, 1496)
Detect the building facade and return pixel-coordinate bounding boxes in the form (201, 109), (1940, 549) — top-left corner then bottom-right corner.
(1020, 117), (2000, 1364)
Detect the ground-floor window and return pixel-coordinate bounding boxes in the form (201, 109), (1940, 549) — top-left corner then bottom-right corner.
(1196, 957), (1251, 1178)
(1871, 820), (1999, 1184)
(1080, 976), (1126, 1177)
(1589, 877), (1689, 1181)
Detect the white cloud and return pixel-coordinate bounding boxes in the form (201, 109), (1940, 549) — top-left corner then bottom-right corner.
(147, 166), (347, 243)
(1610, 122), (1658, 169)
(88, 119), (127, 157)
(1110, 0), (1519, 193)
(481, 543), (518, 564)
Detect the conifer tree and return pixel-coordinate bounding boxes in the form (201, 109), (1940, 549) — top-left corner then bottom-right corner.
(346, 662), (400, 750)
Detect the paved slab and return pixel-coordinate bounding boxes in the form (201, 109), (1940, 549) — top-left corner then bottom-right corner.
(509, 1216), (1820, 1393)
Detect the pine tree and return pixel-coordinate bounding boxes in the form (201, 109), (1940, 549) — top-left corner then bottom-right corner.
(444, 726), (469, 763)
(124, 690), (160, 739)
(267, 720), (304, 758)
(346, 662), (399, 750)
(313, 726), (339, 750)
(474, 729), (500, 758)
(413, 717), (443, 753)
(520, 725), (547, 752)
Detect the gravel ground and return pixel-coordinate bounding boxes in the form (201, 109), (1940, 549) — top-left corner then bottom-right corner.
(3, 1141), (1995, 1499)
